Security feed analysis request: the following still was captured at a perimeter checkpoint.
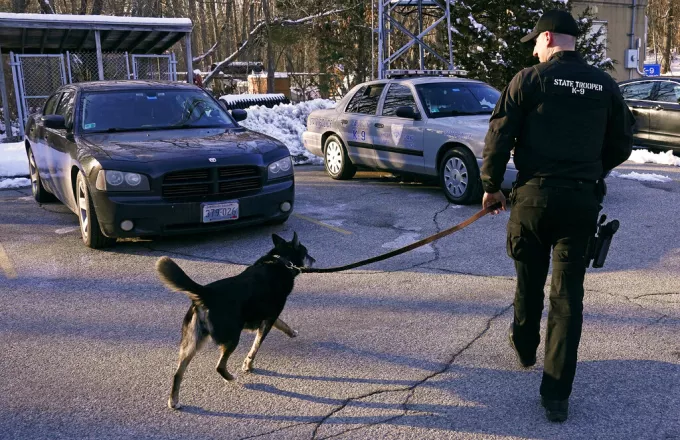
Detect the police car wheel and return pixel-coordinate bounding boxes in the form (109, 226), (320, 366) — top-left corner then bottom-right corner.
(324, 135), (356, 180)
(439, 148), (482, 205)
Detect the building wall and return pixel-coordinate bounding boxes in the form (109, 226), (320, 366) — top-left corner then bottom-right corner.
(572, 0), (648, 82)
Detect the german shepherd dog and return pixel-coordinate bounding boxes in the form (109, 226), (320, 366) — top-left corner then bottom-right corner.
(156, 232), (315, 409)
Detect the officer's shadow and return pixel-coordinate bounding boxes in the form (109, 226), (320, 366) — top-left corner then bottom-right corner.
(238, 354), (679, 439)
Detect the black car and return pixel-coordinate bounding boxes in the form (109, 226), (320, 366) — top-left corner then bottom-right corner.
(25, 81), (295, 248)
(618, 77), (680, 152)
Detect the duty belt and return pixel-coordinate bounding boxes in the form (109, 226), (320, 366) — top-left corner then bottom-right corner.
(523, 177), (597, 189)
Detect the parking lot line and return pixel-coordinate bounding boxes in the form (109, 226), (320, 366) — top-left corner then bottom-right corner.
(292, 213), (352, 235)
(0, 242), (17, 279)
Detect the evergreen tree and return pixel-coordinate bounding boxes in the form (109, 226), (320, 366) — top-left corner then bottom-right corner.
(438, 1), (614, 89)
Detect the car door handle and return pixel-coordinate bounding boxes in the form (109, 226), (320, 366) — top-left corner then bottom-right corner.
(374, 123), (384, 128)
(340, 119), (348, 125)
(654, 105), (664, 111)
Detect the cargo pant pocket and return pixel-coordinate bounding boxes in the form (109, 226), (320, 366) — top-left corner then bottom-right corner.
(507, 220), (528, 261)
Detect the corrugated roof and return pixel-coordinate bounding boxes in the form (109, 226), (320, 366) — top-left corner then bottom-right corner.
(0, 13), (191, 54)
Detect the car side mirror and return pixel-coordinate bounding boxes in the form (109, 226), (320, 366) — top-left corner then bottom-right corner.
(42, 114), (66, 130)
(395, 106), (420, 120)
(231, 109), (247, 122)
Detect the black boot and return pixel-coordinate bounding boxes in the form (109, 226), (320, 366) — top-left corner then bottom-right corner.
(541, 396), (569, 422)
(508, 323), (536, 368)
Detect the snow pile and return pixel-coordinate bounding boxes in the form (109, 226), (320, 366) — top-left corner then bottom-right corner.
(628, 149), (680, 167)
(238, 99), (336, 164)
(0, 177), (30, 189)
(609, 170), (673, 183)
(0, 141), (29, 178)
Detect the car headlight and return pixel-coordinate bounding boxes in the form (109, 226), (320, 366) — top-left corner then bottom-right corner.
(96, 170), (150, 191)
(267, 156), (293, 180)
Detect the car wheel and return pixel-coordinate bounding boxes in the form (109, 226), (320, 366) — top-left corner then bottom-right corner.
(27, 147), (56, 203)
(439, 148), (482, 205)
(324, 135), (356, 180)
(76, 172), (115, 249)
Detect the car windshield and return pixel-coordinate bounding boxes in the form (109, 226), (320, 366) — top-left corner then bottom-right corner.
(80, 89), (236, 133)
(415, 83), (500, 118)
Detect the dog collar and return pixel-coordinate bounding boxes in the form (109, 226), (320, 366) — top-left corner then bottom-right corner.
(270, 255), (302, 275)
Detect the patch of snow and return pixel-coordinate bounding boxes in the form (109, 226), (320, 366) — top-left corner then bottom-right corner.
(628, 149), (680, 167)
(0, 177), (30, 189)
(609, 171), (673, 183)
(238, 99), (336, 164)
(0, 141), (28, 177)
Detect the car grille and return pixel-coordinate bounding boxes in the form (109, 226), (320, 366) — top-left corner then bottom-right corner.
(162, 166), (262, 199)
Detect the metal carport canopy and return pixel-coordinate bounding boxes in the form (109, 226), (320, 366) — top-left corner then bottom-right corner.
(0, 13), (192, 54)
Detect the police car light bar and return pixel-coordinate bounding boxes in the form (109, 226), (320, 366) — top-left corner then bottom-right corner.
(385, 69), (468, 78)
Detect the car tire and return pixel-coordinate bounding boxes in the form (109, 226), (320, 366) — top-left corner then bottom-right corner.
(324, 135), (356, 180)
(439, 148), (482, 205)
(27, 147), (56, 203)
(76, 172), (115, 249)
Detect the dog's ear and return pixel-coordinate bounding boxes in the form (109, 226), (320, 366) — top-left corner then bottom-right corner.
(272, 233), (286, 247)
(292, 231), (300, 249)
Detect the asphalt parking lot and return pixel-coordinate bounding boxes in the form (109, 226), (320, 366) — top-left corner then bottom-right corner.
(0, 162), (679, 440)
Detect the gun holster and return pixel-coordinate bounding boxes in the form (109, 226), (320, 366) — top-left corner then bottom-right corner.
(586, 214), (620, 268)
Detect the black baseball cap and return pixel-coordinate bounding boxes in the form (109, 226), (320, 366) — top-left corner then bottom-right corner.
(520, 10), (580, 43)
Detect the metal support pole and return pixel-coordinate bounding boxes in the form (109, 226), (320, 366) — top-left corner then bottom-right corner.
(95, 30), (105, 81)
(184, 34), (193, 83)
(446, 0), (453, 68)
(10, 52), (25, 138)
(378, 0), (384, 78)
(0, 46), (13, 138)
(418, 0), (424, 69)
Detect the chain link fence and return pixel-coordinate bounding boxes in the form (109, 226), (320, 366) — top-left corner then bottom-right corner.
(132, 55), (175, 81)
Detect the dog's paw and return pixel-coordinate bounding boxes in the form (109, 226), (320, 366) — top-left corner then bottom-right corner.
(223, 372), (236, 382)
(289, 329), (299, 338)
(242, 361), (253, 373)
(168, 398), (181, 410)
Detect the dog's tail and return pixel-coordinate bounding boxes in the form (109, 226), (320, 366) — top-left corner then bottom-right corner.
(156, 257), (208, 305)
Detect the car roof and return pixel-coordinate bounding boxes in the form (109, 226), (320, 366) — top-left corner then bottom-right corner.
(618, 77), (680, 85)
(358, 77), (486, 87)
(61, 80), (198, 92)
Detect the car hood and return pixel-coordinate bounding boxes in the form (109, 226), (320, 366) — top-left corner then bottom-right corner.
(78, 128), (284, 162)
(427, 114), (491, 132)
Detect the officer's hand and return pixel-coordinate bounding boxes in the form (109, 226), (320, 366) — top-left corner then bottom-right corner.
(483, 191), (506, 215)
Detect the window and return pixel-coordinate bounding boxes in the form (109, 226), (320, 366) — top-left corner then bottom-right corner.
(345, 86), (367, 113)
(79, 89), (237, 133)
(55, 90), (76, 128)
(415, 82), (501, 118)
(345, 84), (385, 115)
(382, 84), (416, 116)
(43, 93), (61, 116)
(620, 81), (654, 101)
(655, 81), (680, 104)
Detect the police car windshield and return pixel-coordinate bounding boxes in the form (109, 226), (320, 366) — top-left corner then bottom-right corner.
(79, 89), (236, 133)
(415, 83), (500, 118)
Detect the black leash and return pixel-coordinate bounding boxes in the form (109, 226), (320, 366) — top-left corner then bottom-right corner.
(300, 202), (502, 274)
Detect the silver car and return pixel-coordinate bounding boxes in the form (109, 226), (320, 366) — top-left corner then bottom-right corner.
(302, 76), (517, 204)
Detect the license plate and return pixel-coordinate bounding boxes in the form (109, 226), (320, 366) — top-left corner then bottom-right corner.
(201, 201), (239, 223)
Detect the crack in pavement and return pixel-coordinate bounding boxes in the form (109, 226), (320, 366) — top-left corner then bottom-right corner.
(239, 421), (319, 440)
(310, 303), (513, 439)
(590, 288), (674, 330)
(631, 292), (680, 300)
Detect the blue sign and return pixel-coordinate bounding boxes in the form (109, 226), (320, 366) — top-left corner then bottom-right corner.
(643, 64), (661, 76)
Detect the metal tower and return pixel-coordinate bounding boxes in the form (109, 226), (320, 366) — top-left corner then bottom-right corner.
(377, 0), (456, 79)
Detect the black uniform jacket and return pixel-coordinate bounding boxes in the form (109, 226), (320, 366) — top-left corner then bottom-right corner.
(481, 51), (634, 193)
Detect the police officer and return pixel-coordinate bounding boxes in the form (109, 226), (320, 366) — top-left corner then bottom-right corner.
(480, 10), (634, 422)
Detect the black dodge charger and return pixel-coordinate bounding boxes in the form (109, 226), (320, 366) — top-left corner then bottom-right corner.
(25, 81), (294, 248)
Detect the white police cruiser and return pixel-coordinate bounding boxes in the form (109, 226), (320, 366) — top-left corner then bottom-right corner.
(302, 70), (517, 204)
